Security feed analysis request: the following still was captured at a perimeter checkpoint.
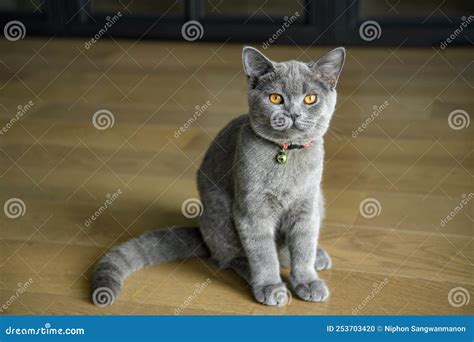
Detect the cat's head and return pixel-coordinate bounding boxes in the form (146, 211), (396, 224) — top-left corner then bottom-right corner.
(242, 46), (345, 144)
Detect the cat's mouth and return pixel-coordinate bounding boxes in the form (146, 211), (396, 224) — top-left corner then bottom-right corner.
(250, 114), (316, 146)
(269, 112), (313, 132)
(270, 112), (297, 131)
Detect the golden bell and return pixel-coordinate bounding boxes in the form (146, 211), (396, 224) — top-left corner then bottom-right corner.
(276, 150), (288, 164)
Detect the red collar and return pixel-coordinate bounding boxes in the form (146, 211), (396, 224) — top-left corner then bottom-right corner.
(278, 141), (313, 150)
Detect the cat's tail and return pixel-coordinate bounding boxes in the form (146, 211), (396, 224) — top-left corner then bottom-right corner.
(91, 227), (209, 307)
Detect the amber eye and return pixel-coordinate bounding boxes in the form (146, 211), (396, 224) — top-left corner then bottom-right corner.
(304, 94), (318, 105)
(269, 93), (283, 105)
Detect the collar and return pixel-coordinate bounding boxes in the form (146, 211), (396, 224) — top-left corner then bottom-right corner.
(275, 141), (313, 164)
(278, 142), (313, 150)
(247, 120), (313, 164)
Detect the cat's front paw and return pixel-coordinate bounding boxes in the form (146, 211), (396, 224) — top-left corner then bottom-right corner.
(253, 283), (291, 307)
(293, 279), (329, 302)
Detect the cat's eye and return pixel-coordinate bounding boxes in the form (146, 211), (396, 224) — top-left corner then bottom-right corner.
(304, 94), (318, 105)
(269, 93), (283, 105)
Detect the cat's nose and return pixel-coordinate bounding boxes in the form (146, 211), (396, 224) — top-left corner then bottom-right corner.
(290, 113), (300, 121)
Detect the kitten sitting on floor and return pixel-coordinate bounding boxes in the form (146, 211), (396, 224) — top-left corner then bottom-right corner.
(91, 46), (345, 307)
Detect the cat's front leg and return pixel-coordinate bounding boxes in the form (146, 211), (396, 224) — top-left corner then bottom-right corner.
(235, 211), (288, 307)
(288, 204), (329, 302)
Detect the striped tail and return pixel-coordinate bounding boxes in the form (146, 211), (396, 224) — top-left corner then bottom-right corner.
(91, 227), (209, 307)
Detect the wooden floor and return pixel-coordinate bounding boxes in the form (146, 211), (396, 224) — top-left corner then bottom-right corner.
(0, 38), (472, 315)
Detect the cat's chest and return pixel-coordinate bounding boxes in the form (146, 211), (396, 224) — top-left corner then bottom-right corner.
(244, 146), (322, 203)
(267, 153), (319, 190)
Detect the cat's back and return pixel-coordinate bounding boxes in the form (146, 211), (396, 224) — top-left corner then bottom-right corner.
(197, 114), (249, 193)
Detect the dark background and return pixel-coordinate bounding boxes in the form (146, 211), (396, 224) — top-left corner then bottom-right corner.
(1, 0), (473, 46)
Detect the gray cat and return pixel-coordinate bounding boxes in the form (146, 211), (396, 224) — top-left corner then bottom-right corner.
(91, 46), (345, 307)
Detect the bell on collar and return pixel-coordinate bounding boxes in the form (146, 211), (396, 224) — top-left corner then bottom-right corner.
(276, 149), (288, 164)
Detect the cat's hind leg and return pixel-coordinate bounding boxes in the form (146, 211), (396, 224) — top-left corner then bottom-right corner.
(315, 245), (332, 270)
(198, 187), (242, 267)
(228, 256), (251, 282)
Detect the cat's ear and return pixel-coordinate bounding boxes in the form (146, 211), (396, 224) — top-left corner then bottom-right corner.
(242, 46), (275, 78)
(310, 47), (346, 89)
